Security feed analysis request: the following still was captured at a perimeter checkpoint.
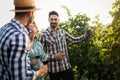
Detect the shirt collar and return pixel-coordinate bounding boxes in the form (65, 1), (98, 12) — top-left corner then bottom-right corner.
(47, 27), (59, 32)
(11, 18), (29, 35)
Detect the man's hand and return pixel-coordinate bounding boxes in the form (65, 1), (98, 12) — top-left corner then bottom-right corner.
(84, 29), (93, 39)
(35, 64), (48, 79)
(55, 52), (65, 60)
(39, 64), (48, 75)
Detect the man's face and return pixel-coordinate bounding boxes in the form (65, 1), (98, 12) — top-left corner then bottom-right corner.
(27, 11), (36, 25)
(49, 15), (59, 29)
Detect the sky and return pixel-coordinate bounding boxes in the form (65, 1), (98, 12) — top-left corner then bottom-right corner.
(0, 0), (115, 30)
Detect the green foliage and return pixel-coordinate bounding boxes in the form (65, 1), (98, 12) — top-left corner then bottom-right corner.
(61, 5), (72, 17)
(39, 3), (120, 79)
(59, 4), (120, 80)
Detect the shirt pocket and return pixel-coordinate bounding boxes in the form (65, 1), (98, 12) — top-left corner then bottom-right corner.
(46, 37), (55, 45)
(59, 34), (66, 42)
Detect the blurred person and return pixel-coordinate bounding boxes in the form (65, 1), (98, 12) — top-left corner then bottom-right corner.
(39, 11), (92, 80)
(0, 0), (46, 80)
(28, 22), (48, 80)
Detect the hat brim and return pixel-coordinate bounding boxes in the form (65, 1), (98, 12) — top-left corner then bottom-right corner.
(10, 8), (41, 12)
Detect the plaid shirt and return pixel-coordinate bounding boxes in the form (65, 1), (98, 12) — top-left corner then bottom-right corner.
(39, 27), (86, 73)
(0, 18), (35, 80)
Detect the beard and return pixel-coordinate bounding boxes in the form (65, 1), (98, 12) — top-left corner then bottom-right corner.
(50, 23), (58, 29)
(26, 16), (33, 26)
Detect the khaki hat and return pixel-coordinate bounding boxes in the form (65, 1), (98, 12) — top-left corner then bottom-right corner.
(10, 0), (40, 12)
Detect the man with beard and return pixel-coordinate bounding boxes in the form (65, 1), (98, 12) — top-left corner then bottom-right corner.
(0, 0), (47, 80)
(39, 11), (92, 80)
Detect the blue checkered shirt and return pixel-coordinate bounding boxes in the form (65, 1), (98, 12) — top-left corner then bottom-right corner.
(0, 18), (35, 80)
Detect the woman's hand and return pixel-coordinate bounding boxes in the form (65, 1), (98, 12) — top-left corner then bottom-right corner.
(27, 24), (38, 41)
(30, 58), (38, 65)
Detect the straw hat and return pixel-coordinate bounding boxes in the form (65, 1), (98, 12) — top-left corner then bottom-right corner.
(10, 0), (40, 12)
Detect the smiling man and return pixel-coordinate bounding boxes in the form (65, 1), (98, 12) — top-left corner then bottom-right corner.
(39, 11), (92, 80)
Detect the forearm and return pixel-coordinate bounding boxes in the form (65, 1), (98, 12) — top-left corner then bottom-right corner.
(34, 64), (48, 80)
(66, 34), (86, 43)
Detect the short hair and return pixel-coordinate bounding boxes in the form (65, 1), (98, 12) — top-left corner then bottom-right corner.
(49, 11), (59, 17)
(15, 12), (28, 17)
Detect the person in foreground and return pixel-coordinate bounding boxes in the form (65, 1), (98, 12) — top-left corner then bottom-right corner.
(38, 11), (92, 80)
(28, 22), (48, 80)
(0, 0), (47, 80)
